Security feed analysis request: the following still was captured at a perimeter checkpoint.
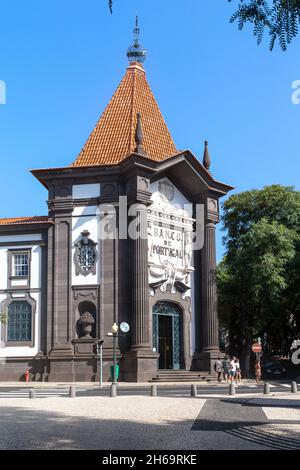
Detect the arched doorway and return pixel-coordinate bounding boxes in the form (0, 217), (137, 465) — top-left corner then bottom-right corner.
(152, 302), (182, 370)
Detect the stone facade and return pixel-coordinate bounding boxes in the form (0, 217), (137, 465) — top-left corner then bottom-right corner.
(0, 58), (233, 382)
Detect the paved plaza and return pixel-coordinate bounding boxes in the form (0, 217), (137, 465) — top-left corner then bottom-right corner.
(0, 386), (299, 450)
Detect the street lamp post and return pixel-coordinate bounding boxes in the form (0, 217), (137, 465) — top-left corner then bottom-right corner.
(107, 322), (130, 386)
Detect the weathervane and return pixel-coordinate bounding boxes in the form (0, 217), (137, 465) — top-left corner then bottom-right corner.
(127, 16), (147, 64)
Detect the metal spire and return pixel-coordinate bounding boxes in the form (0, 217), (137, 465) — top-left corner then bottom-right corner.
(133, 15), (140, 42)
(203, 140), (211, 170)
(127, 16), (147, 64)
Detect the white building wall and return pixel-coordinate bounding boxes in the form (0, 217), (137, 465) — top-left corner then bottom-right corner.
(0, 292), (40, 358)
(0, 234), (43, 358)
(31, 246), (42, 289)
(149, 177), (196, 358)
(73, 183), (101, 200)
(150, 177), (193, 215)
(0, 247), (8, 291)
(0, 234), (41, 243)
(71, 205), (100, 286)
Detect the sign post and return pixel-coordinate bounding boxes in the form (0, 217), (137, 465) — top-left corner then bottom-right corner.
(100, 341), (103, 388)
(251, 343), (262, 353)
(252, 342), (262, 361)
(95, 340), (104, 388)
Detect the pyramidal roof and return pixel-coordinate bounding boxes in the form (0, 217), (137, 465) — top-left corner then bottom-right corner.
(71, 61), (177, 167)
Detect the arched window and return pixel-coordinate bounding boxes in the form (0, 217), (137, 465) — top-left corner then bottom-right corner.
(7, 301), (32, 342)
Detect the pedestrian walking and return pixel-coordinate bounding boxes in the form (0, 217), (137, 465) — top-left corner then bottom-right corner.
(222, 355), (231, 383)
(235, 357), (241, 385)
(214, 357), (223, 382)
(255, 359), (262, 384)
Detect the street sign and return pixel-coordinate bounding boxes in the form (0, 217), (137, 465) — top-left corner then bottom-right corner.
(251, 343), (262, 353)
(120, 322), (130, 333)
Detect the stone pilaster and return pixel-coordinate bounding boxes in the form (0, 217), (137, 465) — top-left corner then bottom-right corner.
(47, 186), (75, 381)
(192, 197), (221, 373)
(201, 221), (219, 352)
(123, 174), (158, 382)
(132, 204), (150, 349)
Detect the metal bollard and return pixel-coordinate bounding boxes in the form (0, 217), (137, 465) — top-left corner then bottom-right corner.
(151, 384), (157, 397)
(229, 383), (235, 395)
(110, 384), (117, 397)
(291, 381), (298, 394)
(191, 384), (197, 397)
(29, 389), (36, 399)
(69, 385), (76, 398)
(263, 382), (270, 395)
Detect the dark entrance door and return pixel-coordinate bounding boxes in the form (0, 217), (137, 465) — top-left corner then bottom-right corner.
(152, 302), (182, 370)
(158, 315), (173, 369)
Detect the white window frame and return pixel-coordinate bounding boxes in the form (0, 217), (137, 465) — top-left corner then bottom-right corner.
(12, 251), (30, 278)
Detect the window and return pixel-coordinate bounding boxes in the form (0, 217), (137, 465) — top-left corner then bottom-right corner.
(74, 231), (98, 276)
(7, 301), (32, 342)
(78, 245), (97, 273)
(12, 252), (29, 277)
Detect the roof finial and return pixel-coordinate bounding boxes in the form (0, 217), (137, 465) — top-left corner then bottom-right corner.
(127, 16), (147, 64)
(135, 113), (145, 155)
(203, 140), (211, 170)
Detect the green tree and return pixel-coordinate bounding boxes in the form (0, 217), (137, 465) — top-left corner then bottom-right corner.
(218, 185), (300, 376)
(229, 0), (300, 50)
(108, 1), (300, 50)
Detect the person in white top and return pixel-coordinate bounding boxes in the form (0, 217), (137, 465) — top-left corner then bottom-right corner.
(235, 358), (241, 384)
(229, 357), (237, 384)
(214, 357), (223, 382)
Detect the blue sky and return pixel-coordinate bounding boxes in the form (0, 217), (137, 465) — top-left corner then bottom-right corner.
(0, 0), (299, 259)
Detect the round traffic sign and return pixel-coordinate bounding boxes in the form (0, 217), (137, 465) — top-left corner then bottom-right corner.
(251, 343), (262, 353)
(120, 322), (130, 333)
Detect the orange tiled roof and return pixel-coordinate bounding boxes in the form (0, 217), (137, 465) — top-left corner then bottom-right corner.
(0, 216), (52, 226)
(71, 62), (177, 167)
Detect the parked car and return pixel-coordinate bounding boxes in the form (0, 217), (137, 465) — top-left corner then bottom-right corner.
(262, 361), (287, 379)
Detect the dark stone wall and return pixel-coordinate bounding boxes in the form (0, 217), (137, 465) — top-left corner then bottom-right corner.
(0, 156), (227, 382)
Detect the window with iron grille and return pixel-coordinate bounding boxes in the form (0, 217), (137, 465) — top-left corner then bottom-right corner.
(12, 252), (29, 277)
(78, 245), (97, 273)
(74, 231), (98, 276)
(7, 301), (32, 342)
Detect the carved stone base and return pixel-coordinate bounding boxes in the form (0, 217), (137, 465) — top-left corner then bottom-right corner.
(49, 342), (74, 358)
(47, 357), (75, 382)
(72, 338), (95, 356)
(191, 350), (221, 374)
(122, 349), (159, 382)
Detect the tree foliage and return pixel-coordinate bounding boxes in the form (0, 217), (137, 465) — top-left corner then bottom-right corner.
(229, 0), (300, 50)
(218, 185), (300, 375)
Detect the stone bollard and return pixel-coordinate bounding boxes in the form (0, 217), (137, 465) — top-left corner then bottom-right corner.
(151, 385), (157, 397)
(110, 384), (117, 397)
(69, 385), (76, 398)
(229, 383), (235, 396)
(29, 389), (36, 399)
(291, 381), (298, 394)
(263, 382), (270, 395)
(191, 384), (197, 397)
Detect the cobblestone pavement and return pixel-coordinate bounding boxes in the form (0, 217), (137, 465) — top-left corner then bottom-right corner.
(0, 393), (299, 450)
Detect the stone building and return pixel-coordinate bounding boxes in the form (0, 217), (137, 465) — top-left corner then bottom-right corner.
(0, 21), (233, 382)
